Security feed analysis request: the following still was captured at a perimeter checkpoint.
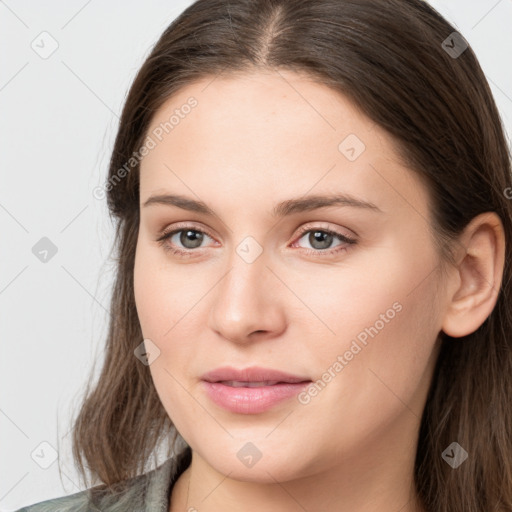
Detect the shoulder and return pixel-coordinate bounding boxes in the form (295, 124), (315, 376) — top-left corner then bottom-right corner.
(14, 447), (192, 512)
(12, 487), (93, 512)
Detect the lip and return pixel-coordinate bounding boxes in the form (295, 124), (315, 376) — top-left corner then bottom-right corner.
(200, 366), (312, 414)
(201, 365), (310, 384)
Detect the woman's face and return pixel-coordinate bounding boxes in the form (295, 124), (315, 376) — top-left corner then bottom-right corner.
(134, 70), (446, 483)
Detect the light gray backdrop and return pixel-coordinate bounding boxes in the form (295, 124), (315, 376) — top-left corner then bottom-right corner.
(1, 1), (511, 510)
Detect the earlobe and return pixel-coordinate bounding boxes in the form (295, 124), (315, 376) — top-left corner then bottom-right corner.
(441, 212), (505, 338)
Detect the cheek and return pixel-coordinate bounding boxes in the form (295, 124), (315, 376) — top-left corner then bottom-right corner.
(296, 228), (441, 366)
(134, 240), (193, 338)
(133, 240), (210, 393)
(295, 244), (441, 440)
(134, 243), (206, 437)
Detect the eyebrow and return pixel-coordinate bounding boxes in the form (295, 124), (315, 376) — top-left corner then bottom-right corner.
(142, 193), (382, 217)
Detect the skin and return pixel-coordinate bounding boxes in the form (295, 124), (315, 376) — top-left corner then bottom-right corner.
(133, 69), (505, 512)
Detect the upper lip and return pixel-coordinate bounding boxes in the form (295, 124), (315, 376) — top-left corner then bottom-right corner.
(201, 366), (311, 384)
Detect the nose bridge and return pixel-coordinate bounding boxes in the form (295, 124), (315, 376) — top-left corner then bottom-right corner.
(219, 229), (270, 299)
(208, 237), (284, 342)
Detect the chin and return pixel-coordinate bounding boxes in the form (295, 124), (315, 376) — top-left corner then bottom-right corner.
(195, 436), (317, 484)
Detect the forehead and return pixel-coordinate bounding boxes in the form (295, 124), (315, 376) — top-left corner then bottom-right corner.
(139, 70), (428, 220)
(144, 70), (383, 158)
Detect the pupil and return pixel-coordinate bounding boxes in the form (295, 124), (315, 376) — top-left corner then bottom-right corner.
(310, 231), (332, 250)
(180, 230), (203, 249)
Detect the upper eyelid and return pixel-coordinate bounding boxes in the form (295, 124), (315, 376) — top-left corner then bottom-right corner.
(295, 222), (355, 238)
(160, 222), (216, 241)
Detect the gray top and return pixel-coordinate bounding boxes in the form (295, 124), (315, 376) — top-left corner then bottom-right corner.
(14, 447), (192, 512)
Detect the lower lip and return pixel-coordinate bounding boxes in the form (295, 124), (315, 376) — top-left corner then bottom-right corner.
(201, 381), (311, 414)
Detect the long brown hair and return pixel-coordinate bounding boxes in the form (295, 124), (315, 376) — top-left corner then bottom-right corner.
(70, 1), (512, 510)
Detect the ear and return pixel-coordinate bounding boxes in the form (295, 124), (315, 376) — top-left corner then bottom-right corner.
(441, 212), (506, 338)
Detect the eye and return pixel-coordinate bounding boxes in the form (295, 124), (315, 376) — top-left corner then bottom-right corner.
(156, 224), (215, 257)
(291, 225), (357, 257)
(156, 223), (357, 258)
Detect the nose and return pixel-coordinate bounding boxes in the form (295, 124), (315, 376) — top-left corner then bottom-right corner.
(207, 246), (287, 345)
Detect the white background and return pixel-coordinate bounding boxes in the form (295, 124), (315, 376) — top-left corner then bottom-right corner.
(1, 1), (511, 510)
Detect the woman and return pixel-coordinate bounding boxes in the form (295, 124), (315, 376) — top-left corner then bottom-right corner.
(16, 0), (512, 511)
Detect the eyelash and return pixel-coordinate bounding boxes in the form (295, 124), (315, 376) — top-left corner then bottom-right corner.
(155, 223), (357, 259)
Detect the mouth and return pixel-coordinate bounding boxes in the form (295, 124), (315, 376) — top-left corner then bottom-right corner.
(200, 366), (312, 414)
(201, 365), (311, 385)
(217, 380), (306, 387)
